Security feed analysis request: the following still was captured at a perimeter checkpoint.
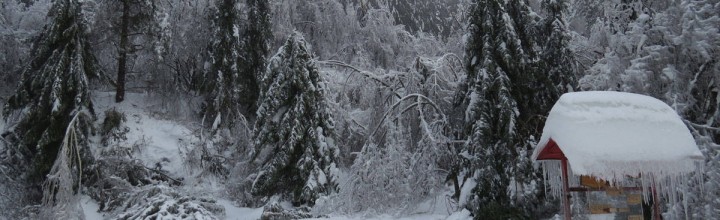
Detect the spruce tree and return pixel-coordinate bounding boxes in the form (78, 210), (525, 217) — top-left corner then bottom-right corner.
(202, 0), (245, 130)
(457, 0), (548, 218)
(242, 0), (271, 111)
(539, 0), (576, 105)
(251, 33), (339, 206)
(1, 0), (97, 191)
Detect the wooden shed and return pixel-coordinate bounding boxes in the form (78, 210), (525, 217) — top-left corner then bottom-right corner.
(532, 91), (704, 220)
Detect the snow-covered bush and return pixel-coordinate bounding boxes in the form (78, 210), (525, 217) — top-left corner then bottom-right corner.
(114, 185), (224, 220)
(101, 109), (128, 145)
(260, 201), (313, 220)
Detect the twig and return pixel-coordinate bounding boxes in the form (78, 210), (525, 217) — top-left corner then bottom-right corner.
(368, 93), (447, 141)
(350, 118), (368, 133)
(684, 120), (720, 132)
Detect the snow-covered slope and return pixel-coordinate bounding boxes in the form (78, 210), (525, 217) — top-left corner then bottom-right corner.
(93, 92), (195, 177)
(85, 92), (263, 220)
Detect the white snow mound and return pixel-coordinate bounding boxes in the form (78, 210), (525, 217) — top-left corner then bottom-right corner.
(533, 91), (703, 181)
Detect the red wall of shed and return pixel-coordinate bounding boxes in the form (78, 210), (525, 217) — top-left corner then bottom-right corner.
(536, 139), (566, 160)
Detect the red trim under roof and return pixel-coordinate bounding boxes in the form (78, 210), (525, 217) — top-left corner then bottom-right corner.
(536, 138), (566, 160)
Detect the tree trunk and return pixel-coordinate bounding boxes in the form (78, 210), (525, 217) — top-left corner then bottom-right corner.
(116, 0), (130, 103)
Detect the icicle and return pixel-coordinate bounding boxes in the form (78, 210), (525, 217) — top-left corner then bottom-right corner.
(543, 161), (549, 198)
(541, 160), (564, 199)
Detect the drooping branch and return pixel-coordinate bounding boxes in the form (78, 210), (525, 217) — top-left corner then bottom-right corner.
(684, 119), (720, 132)
(366, 93), (448, 144)
(40, 110), (90, 219)
(317, 60), (402, 99)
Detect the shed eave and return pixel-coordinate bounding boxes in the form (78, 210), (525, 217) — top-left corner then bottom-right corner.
(535, 138), (567, 161)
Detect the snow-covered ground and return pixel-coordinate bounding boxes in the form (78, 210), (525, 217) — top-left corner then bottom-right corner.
(84, 92), (262, 219)
(217, 199), (264, 220)
(82, 92), (468, 220)
(92, 92), (195, 177)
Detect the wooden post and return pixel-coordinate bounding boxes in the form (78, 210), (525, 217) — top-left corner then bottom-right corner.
(562, 158), (571, 220)
(652, 180), (661, 220)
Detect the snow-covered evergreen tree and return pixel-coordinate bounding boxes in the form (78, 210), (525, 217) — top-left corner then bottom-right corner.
(202, 0), (245, 130)
(1, 0), (97, 202)
(241, 0), (271, 111)
(455, 0), (562, 218)
(539, 0), (576, 98)
(250, 32), (339, 206)
(386, 0), (464, 37)
(458, 0), (528, 218)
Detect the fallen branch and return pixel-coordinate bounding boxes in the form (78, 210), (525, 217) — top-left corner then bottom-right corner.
(141, 163), (183, 186)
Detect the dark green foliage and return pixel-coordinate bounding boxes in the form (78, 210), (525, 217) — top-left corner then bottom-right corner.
(538, 0), (576, 108)
(457, 0), (568, 217)
(202, 0), (271, 129)
(473, 202), (527, 220)
(1, 0), (98, 186)
(243, 0), (271, 110)
(251, 33), (339, 206)
(202, 0), (246, 129)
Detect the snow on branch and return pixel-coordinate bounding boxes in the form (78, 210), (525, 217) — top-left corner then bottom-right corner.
(367, 93), (448, 144)
(40, 110), (90, 219)
(317, 60), (402, 99)
(684, 119), (720, 132)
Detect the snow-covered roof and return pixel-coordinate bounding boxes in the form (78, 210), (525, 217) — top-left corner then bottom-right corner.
(533, 91), (703, 181)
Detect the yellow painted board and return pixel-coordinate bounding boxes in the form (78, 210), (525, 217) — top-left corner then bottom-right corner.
(627, 194), (642, 204)
(581, 176), (609, 188)
(589, 204), (611, 214)
(607, 188), (622, 196)
(628, 215), (643, 220)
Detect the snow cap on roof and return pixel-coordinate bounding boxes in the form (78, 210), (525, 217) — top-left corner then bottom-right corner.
(533, 91), (703, 181)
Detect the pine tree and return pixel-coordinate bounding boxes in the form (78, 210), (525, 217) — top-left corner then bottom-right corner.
(456, 0), (549, 218)
(251, 33), (339, 206)
(1, 0), (97, 195)
(202, 0), (245, 130)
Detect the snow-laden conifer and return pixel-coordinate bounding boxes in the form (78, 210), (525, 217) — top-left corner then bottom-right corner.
(251, 32), (339, 206)
(1, 0), (97, 192)
(456, 0), (547, 217)
(202, 0), (246, 131)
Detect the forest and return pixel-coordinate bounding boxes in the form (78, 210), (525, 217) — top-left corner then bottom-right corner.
(0, 0), (718, 219)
